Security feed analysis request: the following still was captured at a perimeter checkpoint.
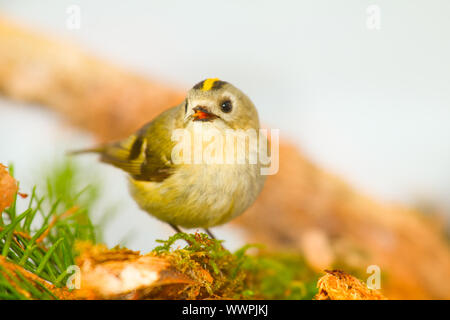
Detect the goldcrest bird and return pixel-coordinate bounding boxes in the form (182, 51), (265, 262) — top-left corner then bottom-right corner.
(72, 79), (266, 238)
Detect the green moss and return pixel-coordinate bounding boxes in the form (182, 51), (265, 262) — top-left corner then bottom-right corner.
(153, 232), (320, 299)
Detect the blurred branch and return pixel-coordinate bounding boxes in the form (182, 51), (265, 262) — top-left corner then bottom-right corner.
(0, 17), (184, 141)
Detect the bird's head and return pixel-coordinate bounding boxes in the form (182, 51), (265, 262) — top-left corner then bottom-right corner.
(183, 78), (260, 130)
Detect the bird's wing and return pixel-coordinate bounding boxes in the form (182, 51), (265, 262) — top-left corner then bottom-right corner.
(99, 107), (180, 182)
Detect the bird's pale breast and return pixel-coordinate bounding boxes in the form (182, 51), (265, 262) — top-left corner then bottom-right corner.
(128, 161), (264, 228)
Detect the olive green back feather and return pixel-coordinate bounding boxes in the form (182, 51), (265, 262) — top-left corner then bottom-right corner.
(87, 106), (182, 182)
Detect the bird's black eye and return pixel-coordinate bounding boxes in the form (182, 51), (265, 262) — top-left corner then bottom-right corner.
(220, 100), (232, 113)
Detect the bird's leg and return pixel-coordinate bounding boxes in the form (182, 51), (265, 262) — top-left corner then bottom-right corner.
(169, 223), (183, 234)
(204, 228), (227, 251)
(204, 228), (216, 240)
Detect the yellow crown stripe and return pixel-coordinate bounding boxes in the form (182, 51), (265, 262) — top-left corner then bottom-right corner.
(201, 78), (220, 91)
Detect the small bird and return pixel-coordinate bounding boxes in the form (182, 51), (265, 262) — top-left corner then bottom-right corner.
(72, 79), (266, 239)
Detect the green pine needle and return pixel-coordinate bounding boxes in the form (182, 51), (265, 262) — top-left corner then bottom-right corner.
(0, 160), (104, 299)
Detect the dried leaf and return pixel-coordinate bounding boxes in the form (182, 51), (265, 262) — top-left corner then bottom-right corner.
(0, 256), (75, 300)
(315, 270), (386, 300)
(0, 163), (18, 213)
(74, 243), (195, 299)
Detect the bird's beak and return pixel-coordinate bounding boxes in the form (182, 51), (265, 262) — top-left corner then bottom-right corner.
(192, 106), (218, 122)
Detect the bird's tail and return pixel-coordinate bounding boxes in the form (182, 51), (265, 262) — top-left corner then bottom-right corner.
(67, 146), (105, 156)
